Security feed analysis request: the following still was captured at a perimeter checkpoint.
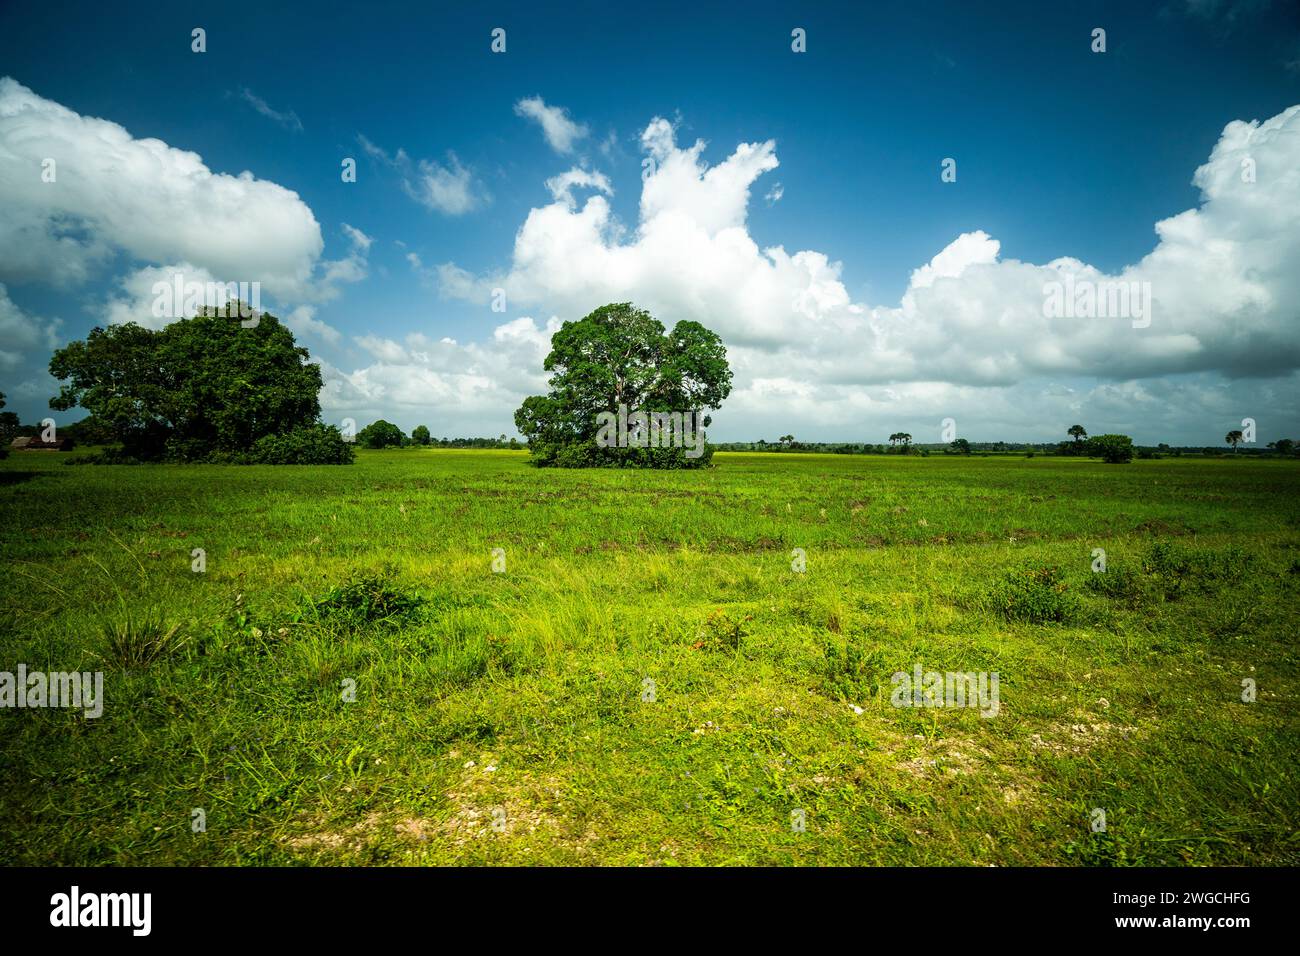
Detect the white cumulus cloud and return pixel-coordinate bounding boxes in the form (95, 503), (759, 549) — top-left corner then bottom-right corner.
(418, 105), (1300, 441)
(0, 77), (325, 300)
(514, 96), (588, 154)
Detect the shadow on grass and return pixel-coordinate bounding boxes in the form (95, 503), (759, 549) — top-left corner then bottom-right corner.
(0, 471), (40, 486)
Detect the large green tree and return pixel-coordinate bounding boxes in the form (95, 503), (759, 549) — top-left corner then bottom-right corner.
(48, 306), (342, 462)
(357, 419), (406, 449)
(514, 303), (732, 468)
(1089, 433), (1135, 464)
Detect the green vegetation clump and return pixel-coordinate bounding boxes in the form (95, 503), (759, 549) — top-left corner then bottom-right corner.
(1142, 540), (1254, 599)
(101, 613), (185, 668)
(1090, 433), (1135, 464)
(357, 420), (406, 449)
(305, 569), (424, 629)
(696, 608), (751, 652)
(994, 564), (1079, 623)
(820, 636), (884, 702)
(244, 425), (355, 465)
(1085, 564), (1143, 602)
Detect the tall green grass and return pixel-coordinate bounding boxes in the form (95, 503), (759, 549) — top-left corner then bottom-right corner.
(1, 449), (1296, 865)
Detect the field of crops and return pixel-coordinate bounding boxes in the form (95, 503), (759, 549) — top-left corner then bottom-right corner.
(1, 449), (1297, 865)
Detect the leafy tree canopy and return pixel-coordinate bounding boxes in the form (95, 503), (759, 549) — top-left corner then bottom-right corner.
(514, 303), (732, 468)
(357, 419), (406, 449)
(48, 306), (338, 463)
(411, 424), (431, 446)
(1089, 433), (1135, 464)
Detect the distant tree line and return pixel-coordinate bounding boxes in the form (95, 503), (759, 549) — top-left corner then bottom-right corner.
(715, 424), (1300, 463)
(354, 419), (519, 450)
(17, 319), (1300, 470)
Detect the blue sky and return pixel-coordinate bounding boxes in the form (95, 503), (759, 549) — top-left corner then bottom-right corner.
(2, 0), (1299, 444)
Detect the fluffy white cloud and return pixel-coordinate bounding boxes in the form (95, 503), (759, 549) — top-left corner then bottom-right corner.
(319, 224), (374, 290)
(282, 305), (341, 345)
(317, 315), (562, 433)
(98, 223), (369, 338)
(418, 105), (1300, 441)
(545, 167), (612, 207)
(0, 77), (325, 299)
(407, 154), (478, 215)
(104, 262), (220, 331)
(514, 96), (588, 154)
(358, 134), (484, 216)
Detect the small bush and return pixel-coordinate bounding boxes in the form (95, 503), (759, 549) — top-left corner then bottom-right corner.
(1143, 540), (1257, 580)
(1187, 546), (1254, 581)
(994, 564), (1079, 623)
(245, 424), (355, 464)
(1085, 564), (1143, 602)
(1143, 540), (1187, 576)
(306, 568), (424, 629)
(821, 637), (884, 701)
(101, 612), (185, 668)
(1142, 540), (1192, 598)
(1141, 541), (1255, 600)
(696, 608), (750, 651)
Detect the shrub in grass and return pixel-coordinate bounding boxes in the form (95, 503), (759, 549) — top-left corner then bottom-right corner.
(305, 569), (424, 629)
(101, 613), (185, 668)
(1142, 540), (1194, 600)
(696, 608), (750, 651)
(243, 424), (355, 464)
(821, 637), (884, 701)
(1142, 541), (1253, 599)
(1187, 546), (1254, 582)
(1085, 564), (1144, 602)
(994, 564), (1079, 623)
(1143, 540), (1187, 576)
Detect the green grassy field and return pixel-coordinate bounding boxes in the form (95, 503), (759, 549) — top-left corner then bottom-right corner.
(1, 449), (1297, 865)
